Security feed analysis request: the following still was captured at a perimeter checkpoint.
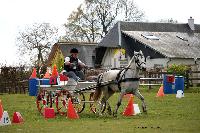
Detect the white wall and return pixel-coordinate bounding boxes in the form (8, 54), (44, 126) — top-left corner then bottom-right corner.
(101, 48), (128, 68)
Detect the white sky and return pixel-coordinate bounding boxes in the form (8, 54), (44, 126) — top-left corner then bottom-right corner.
(0, 0), (200, 65)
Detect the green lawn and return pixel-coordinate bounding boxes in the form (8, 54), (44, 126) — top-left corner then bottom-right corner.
(0, 87), (200, 133)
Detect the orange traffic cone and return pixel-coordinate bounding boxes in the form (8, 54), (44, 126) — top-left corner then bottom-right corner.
(67, 98), (79, 119)
(43, 70), (50, 79)
(0, 99), (3, 119)
(156, 86), (165, 97)
(12, 112), (24, 123)
(30, 68), (37, 79)
(123, 96), (135, 116)
(51, 65), (58, 77)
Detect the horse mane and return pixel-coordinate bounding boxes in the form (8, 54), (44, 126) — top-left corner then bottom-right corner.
(126, 56), (135, 69)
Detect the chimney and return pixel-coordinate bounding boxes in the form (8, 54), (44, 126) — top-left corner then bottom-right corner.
(188, 17), (195, 30)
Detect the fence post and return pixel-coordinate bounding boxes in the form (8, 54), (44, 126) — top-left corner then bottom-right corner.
(148, 72), (152, 90)
(185, 70), (189, 89)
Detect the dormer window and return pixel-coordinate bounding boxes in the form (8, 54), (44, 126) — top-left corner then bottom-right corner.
(176, 35), (188, 41)
(141, 34), (159, 40)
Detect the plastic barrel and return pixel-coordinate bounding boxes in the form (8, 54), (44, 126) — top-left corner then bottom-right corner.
(163, 75), (175, 94)
(41, 79), (50, 85)
(175, 76), (184, 93)
(29, 78), (39, 96)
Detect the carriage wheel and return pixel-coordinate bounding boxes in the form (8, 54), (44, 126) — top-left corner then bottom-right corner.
(55, 90), (71, 115)
(36, 90), (53, 115)
(72, 92), (85, 113)
(89, 92), (106, 114)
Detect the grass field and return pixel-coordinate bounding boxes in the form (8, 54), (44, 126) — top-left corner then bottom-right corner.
(0, 87), (200, 133)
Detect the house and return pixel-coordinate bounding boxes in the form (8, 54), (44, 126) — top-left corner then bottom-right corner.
(47, 42), (97, 69)
(96, 17), (200, 70)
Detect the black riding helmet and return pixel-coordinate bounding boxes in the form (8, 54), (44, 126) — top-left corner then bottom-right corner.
(70, 48), (78, 53)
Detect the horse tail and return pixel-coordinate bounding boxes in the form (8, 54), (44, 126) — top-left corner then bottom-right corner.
(93, 73), (103, 101)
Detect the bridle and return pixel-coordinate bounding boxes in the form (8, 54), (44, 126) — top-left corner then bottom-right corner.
(134, 53), (146, 70)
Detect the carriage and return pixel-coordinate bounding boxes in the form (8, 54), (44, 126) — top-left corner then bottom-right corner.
(36, 78), (98, 115)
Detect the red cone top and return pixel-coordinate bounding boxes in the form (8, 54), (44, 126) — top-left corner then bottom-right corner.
(51, 65), (58, 77)
(30, 68), (37, 79)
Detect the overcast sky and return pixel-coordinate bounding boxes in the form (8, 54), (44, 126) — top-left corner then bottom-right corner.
(0, 0), (199, 65)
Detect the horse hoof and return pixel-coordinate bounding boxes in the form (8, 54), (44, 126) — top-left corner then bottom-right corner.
(113, 113), (117, 117)
(142, 106), (147, 113)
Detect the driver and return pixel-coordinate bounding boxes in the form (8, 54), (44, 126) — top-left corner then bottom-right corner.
(63, 48), (86, 81)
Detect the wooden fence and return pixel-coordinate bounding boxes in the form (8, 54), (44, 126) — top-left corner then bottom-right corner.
(0, 67), (200, 94)
(140, 71), (200, 89)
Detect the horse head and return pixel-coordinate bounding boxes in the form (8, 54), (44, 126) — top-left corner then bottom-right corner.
(127, 50), (146, 71)
(134, 50), (146, 70)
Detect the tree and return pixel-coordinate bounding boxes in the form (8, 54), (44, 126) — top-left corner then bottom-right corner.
(16, 23), (58, 66)
(63, 0), (145, 42)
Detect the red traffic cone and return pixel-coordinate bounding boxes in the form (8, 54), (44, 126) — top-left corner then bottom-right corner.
(123, 96), (135, 116)
(12, 112), (23, 123)
(0, 99), (3, 119)
(30, 68), (37, 79)
(156, 86), (165, 97)
(67, 98), (79, 119)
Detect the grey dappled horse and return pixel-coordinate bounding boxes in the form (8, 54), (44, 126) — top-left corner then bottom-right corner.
(93, 50), (147, 116)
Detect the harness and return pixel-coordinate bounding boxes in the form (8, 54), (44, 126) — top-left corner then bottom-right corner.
(115, 67), (140, 91)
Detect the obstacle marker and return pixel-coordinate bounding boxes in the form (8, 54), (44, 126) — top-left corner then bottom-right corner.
(12, 112), (24, 123)
(0, 111), (11, 126)
(176, 90), (184, 98)
(133, 104), (141, 115)
(0, 99), (3, 119)
(123, 96), (135, 116)
(67, 98), (79, 119)
(30, 68), (37, 79)
(156, 86), (165, 97)
(44, 108), (55, 119)
(51, 64), (58, 77)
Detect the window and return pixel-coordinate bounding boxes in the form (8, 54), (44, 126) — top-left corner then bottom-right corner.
(141, 34), (159, 40)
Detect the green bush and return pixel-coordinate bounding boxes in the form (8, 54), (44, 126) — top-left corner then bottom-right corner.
(167, 64), (190, 76)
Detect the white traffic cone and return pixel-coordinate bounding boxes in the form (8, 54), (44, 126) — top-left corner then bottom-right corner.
(176, 90), (184, 98)
(0, 111), (11, 126)
(133, 104), (141, 115)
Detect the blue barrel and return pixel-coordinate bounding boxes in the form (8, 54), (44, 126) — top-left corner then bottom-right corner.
(41, 79), (50, 85)
(29, 78), (39, 96)
(175, 76), (184, 93)
(163, 75), (175, 94)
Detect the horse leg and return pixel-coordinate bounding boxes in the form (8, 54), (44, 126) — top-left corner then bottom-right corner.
(98, 86), (110, 115)
(135, 90), (147, 113)
(113, 92), (125, 117)
(106, 87), (115, 115)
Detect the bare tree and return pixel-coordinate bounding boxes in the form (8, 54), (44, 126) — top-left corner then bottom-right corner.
(16, 23), (58, 66)
(63, 0), (145, 42)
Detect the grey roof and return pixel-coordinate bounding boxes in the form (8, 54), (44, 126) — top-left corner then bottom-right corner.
(98, 21), (200, 47)
(98, 21), (200, 58)
(122, 31), (200, 58)
(48, 42), (97, 67)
